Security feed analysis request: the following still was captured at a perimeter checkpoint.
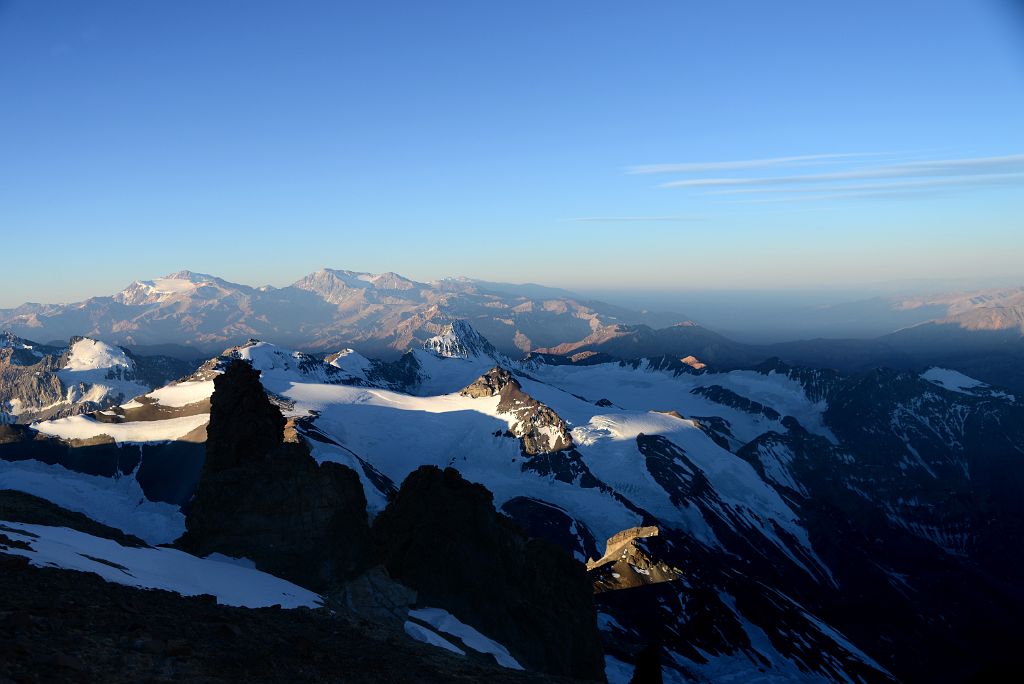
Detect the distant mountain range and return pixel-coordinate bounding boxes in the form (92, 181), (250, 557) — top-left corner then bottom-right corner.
(2, 270), (1022, 391)
(0, 269), (684, 360)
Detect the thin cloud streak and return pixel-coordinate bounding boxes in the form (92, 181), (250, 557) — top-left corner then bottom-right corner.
(728, 186), (995, 205)
(566, 216), (699, 222)
(660, 154), (1024, 188)
(627, 152), (892, 175)
(707, 172), (1024, 195)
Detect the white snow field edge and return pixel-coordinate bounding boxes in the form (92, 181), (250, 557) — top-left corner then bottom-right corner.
(921, 367), (1015, 400)
(0, 459), (185, 545)
(0, 520), (321, 609)
(403, 621), (466, 656)
(129, 380), (215, 408)
(407, 607), (524, 670)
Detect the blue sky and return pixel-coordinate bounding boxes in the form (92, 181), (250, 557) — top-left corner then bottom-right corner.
(1, 0), (1023, 307)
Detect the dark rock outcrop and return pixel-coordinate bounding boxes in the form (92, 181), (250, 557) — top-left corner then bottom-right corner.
(460, 368), (573, 455)
(372, 465), (606, 681)
(500, 496), (601, 563)
(178, 360), (370, 592)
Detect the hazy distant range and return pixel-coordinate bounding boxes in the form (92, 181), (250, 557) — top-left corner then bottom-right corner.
(584, 287), (983, 343)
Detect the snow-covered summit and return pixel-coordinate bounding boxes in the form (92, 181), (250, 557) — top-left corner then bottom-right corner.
(113, 271), (240, 306)
(54, 338), (148, 408)
(61, 338), (134, 372)
(327, 348), (374, 380)
(423, 320), (500, 360)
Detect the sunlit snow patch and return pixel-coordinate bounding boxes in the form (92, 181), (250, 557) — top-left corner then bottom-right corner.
(139, 380), (215, 408)
(33, 413), (209, 443)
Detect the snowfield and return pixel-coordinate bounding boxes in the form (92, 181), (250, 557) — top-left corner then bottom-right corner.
(33, 413), (209, 443)
(245, 354), (829, 578)
(408, 607), (523, 670)
(0, 520), (320, 608)
(524, 360), (837, 444)
(0, 459), (184, 544)
(921, 367), (1015, 400)
(136, 380), (215, 408)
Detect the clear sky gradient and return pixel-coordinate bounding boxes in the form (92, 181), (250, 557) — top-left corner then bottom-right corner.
(2, 0), (1023, 307)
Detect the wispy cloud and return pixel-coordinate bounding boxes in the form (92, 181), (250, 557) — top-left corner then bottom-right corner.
(658, 154), (1024, 188)
(627, 152), (893, 175)
(730, 189), (954, 205)
(707, 172), (1024, 196)
(566, 216), (699, 222)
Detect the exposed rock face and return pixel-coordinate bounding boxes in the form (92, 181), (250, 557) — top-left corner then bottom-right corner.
(460, 368), (573, 455)
(586, 526), (683, 593)
(372, 465), (606, 681)
(179, 360), (370, 592)
(689, 385), (781, 420)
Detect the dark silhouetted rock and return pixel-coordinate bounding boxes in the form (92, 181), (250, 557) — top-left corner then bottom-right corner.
(179, 360), (370, 592)
(372, 465), (605, 681)
(628, 644), (663, 684)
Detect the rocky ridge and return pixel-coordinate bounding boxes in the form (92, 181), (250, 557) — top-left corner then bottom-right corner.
(460, 368), (573, 455)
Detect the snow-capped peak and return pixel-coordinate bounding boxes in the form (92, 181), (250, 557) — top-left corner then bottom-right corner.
(162, 269), (217, 283)
(113, 271), (228, 305)
(423, 320), (499, 360)
(62, 338), (134, 372)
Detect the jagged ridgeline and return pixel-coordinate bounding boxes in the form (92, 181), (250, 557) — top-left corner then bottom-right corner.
(2, 320), (1024, 682)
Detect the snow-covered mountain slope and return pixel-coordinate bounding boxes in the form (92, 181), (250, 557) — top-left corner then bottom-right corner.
(5, 325), (1024, 682)
(0, 459), (184, 544)
(0, 520), (320, 609)
(0, 334), (193, 424)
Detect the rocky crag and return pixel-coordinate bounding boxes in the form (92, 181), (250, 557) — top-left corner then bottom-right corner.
(178, 360), (371, 592)
(373, 465), (606, 681)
